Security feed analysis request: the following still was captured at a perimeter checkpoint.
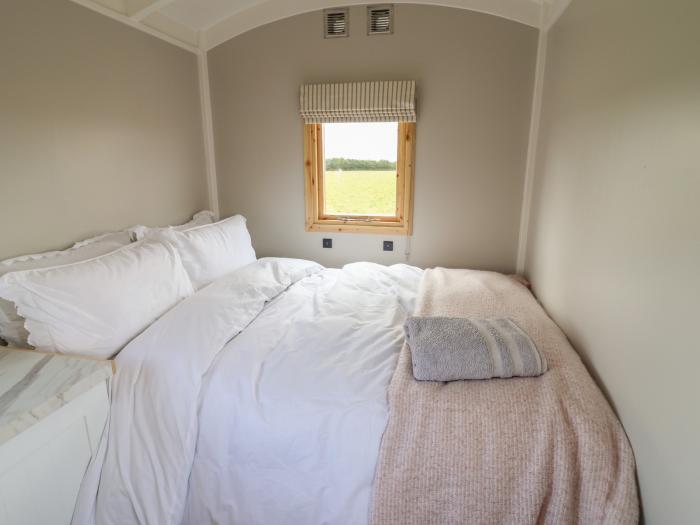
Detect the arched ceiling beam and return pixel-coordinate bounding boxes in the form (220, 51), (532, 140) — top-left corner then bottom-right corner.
(204, 0), (542, 50)
(68, 0), (574, 53)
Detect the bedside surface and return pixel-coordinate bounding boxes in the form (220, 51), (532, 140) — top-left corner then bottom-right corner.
(0, 348), (113, 445)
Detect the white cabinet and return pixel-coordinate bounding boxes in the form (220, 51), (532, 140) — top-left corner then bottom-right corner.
(0, 349), (112, 525)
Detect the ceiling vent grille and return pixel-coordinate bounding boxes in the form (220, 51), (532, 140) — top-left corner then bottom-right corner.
(367, 5), (394, 35)
(324, 8), (349, 38)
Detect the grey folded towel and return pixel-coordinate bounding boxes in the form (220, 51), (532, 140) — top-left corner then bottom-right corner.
(404, 317), (547, 381)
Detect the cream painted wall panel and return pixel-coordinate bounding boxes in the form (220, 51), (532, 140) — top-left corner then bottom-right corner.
(525, 0), (700, 522)
(0, 0), (208, 260)
(208, 5), (537, 271)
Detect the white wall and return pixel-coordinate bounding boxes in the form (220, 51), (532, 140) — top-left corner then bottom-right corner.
(208, 5), (537, 270)
(525, 0), (700, 522)
(0, 0), (209, 260)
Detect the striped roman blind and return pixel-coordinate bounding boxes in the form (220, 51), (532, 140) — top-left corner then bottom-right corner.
(299, 81), (416, 123)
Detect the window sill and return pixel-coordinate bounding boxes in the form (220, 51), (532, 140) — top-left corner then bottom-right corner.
(305, 220), (410, 235)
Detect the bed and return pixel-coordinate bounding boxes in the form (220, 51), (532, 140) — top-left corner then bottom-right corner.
(0, 215), (638, 524)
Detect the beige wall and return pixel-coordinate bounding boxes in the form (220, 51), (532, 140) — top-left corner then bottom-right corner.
(0, 0), (208, 260)
(208, 5), (537, 270)
(525, 0), (700, 522)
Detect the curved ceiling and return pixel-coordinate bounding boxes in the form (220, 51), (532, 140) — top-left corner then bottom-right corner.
(203, 0), (542, 49)
(70, 0), (570, 53)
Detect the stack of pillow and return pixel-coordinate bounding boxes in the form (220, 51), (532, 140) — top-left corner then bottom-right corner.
(0, 212), (256, 359)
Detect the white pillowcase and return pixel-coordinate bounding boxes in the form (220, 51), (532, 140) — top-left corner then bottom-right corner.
(130, 210), (217, 241)
(71, 230), (134, 249)
(151, 215), (256, 290)
(0, 241), (193, 358)
(0, 231), (132, 347)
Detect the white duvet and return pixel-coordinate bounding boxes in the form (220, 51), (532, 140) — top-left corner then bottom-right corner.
(74, 258), (422, 525)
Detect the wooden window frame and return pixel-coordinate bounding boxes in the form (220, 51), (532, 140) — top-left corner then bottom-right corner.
(304, 122), (415, 234)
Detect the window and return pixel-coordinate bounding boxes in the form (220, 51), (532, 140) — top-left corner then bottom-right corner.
(300, 80), (417, 233)
(304, 121), (415, 234)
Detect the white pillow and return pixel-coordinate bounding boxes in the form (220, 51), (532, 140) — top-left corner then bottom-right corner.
(71, 230), (134, 249)
(151, 215), (256, 290)
(0, 241), (193, 358)
(0, 231), (132, 347)
(130, 210), (217, 241)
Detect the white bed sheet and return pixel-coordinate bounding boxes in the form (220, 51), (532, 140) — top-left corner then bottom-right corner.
(185, 262), (422, 524)
(74, 258), (422, 525)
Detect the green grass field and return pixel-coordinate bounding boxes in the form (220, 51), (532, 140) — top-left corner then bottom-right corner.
(324, 170), (396, 216)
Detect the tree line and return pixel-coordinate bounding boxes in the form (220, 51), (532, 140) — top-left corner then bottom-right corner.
(325, 158), (396, 171)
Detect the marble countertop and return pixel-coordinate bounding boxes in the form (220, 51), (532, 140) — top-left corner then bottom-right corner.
(0, 348), (113, 445)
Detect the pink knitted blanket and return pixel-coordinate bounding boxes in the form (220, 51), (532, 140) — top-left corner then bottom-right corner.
(370, 269), (638, 524)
